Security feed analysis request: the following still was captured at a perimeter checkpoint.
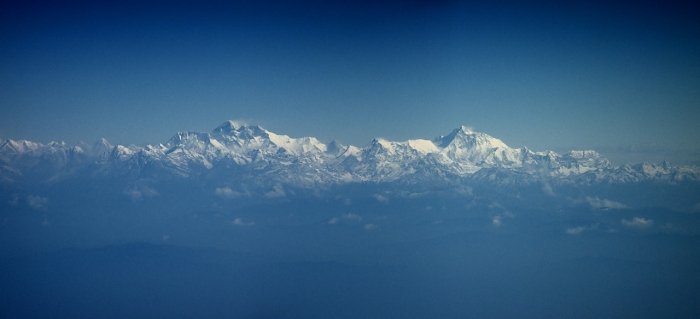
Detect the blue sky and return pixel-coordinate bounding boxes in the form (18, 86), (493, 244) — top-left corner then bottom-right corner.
(1, 1), (699, 162)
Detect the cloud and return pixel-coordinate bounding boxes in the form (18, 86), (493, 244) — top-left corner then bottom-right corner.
(123, 189), (142, 201)
(586, 196), (627, 209)
(124, 186), (159, 202)
(27, 195), (48, 210)
(542, 182), (555, 196)
(343, 213), (362, 222)
(364, 224), (377, 230)
(9, 195), (19, 206)
(490, 202), (515, 227)
(373, 194), (389, 203)
(227, 119), (248, 127)
(622, 217), (654, 229)
(232, 218), (254, 227)
(456, 186), (474, 196)
(489, 202), (505, 210)
(566, 224), (599, 235)
(492, 216), (502, 227)
(264, 185), (286, 198)
(215, 187), (243, 199)
(328, 214), (365, 225)
(566, 226), (585, 235)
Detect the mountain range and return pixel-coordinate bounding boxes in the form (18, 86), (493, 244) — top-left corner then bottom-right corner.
(2, 121), (698, 190)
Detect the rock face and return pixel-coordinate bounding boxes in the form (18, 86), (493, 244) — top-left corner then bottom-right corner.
(1, 121), (699, 191)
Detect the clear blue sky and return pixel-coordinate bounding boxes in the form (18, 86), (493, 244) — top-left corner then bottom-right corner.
(1, 1), (698, 161)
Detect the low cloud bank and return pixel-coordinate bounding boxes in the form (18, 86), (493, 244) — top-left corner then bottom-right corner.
(622, 217), (654, 229)
(587, 197), (627, 209)
(215, 187), (243, 199)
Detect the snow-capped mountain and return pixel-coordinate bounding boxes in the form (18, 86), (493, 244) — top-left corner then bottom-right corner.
(1, 121), (699, 190)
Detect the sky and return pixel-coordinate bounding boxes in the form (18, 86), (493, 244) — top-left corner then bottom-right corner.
(1, 0), (699, 163)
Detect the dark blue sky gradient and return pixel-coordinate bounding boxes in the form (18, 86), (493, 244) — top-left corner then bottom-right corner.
(1, 1), (699, 158)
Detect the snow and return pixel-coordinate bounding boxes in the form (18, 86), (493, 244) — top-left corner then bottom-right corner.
(407, 139), (439, 154)
(375, 139), (396, 153)
(209, 138), (225, 149)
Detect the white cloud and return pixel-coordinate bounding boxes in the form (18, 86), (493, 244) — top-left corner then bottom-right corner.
(373, 194), (389, 203)
(455, 186), (473, 196)
(232, 218), (254, 227)
(124, 189), (141, 201)
(586, 196), (627, 209)
(489, 202), (505, 210)
(566, 223), (600, 235)
(343, 213), (362, 222)
(227, 120), (247, 127)
(491, 208), (516, 227)
(566, 226), (585, 235)
(327, 217), (339, 225)
(215, 187), (242, 199)
(364, 224), (377, 230)
(492, 216), (502, 227)
(27, 195), (48, 210)
(542, 182), (555, 196)
(123, 186), (159, 202)
(622, 217), (654, 228)
(566, 224), (599, 235)
(264, 185), (286, 198)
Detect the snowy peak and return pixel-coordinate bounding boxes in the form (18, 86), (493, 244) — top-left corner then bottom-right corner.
(433, 127), (520, 168)
(209, 122), (277, 152)
(435, 127), (510, 150)
(266, 133), (328, 155)
(407, 139), (439, 155)
(94, 138), (112, 149)
(90, 138), (114, 158)
(212, 121), (271, 140)
(0, 139), (42, 154)
(168, 131), (214, 146)
(564, 150), (601, 159)
(212, 120), (247, 134)
(326, 140), (347, 157)
(162, 121), (333, 160)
